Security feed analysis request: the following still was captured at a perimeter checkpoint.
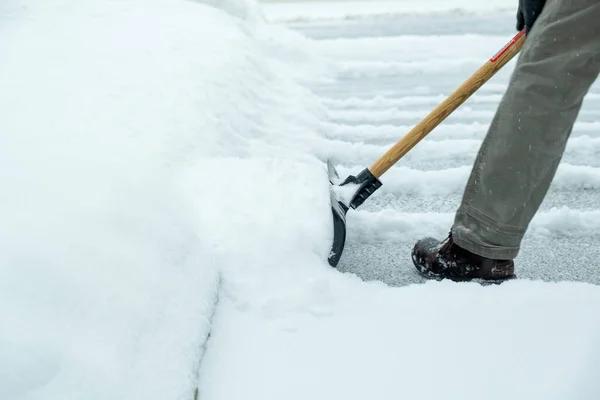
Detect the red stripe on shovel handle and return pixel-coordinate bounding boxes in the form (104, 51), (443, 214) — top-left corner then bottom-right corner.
(490, 29), (526, 63)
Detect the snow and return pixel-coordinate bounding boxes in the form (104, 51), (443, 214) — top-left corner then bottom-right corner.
(201, 280), (600, 400)
(263, 0), (516, 22)
(324, 121), (600, 142)
(2, 0), (600, 399)
(1, 0), (325, 399)
(347, 208), (600, 242)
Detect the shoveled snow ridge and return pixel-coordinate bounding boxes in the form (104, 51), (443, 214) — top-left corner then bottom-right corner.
(0, 1), (329, 399)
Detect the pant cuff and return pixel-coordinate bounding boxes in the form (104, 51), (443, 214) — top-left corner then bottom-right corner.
(452, 207), (523, 260)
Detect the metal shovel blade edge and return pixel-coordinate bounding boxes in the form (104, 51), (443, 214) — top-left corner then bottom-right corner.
(326, 159), (349, 268)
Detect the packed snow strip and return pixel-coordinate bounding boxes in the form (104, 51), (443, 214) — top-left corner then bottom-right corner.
(263, 0), (517, 23)
(311, 82), (513, 101)
(327, 82), (512, 97)
(320, 92), (600, 110)
(330, 57), (495, 78)
(0, 0), (330, 399)
(319, 94), (505, 109)
(322, 121), (493, 142)
(346, 208), (600, 242)
(308, 34), (521, 62)
(327, 106), (600, 124)
(322, 120), (600, 142)
(321, 135), (600, 168)
(327, 106), (499, 123)
(333, 164), (600, 197)
(320, 138), (479, 166)
(199, 278), (600, 400)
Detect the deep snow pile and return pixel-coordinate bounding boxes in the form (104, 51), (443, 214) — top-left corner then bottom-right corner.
(0, 0), (330, 399)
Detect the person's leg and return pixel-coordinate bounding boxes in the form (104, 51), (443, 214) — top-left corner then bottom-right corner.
(453, 0), (600, 259)
(412, 0), (600, 281)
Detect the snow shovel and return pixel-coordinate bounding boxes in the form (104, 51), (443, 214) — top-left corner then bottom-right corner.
(327, 29), (526, 267)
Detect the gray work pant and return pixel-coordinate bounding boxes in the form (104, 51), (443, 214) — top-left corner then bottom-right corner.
(452, 0), (600, 259)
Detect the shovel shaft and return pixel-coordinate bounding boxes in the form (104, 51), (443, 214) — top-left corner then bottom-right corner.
(369, 29), (526, 178)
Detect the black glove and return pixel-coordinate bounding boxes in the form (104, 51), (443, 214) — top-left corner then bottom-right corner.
(516, 0), (547, 33)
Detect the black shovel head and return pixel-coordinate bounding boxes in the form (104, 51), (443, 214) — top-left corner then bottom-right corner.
(327, 159), (349, 267)
(326, 159), (383, 268)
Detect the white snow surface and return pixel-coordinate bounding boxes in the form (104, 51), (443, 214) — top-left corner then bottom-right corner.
(2, 0), (600, 399)
(0, 0), (326, 399)
(263, 0), (516, 22)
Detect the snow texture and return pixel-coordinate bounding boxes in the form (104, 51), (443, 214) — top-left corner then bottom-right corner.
(2, 0), (600, 399)
(262, 0), (517, 22)
(0, 0), (324, 399)
(199, 1), (600, 400)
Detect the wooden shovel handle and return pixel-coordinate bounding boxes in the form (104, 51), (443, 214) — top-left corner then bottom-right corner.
(369, 29), (526, 178)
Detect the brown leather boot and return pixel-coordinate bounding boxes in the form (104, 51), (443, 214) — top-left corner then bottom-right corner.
(411, 233), (516, 282)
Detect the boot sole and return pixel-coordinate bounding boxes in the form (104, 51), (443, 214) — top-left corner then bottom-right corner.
(417, 269), (517, 285)
(412, 256), (517, 285)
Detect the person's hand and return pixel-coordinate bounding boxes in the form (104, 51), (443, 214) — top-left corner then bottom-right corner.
(516, 0), (547, 33)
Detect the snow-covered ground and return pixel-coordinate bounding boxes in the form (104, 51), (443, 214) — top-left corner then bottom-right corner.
(261, 0), (516, 22)
(2, 1), (600, 399)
